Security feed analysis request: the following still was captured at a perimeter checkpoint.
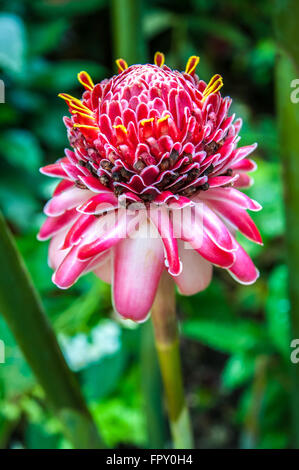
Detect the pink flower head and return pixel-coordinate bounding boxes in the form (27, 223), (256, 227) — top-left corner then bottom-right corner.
(38, 53), (262, 322)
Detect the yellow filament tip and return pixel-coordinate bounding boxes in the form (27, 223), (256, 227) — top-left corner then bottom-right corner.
(140, 118), (154, 126)
(116, 58), (128, 73)
(77, 71), (94, 91)
(202, 74), (223, 101)
(185, 56), (200, 75)
(113, 124), (128, 134)
(154, 52), (165, 67)
(157, 114), (170, 123)
(73, 124), (99, 130)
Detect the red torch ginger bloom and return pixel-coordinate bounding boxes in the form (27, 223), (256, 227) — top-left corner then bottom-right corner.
(38, 53), (262, 322)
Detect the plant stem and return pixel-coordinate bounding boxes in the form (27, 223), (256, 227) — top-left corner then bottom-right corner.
(0, 211), (103, 449)
(111, 0), (146, 66)
(274, 0), (299, 448)
(151, 272), (194, 449)
(140, 321), (168, 448)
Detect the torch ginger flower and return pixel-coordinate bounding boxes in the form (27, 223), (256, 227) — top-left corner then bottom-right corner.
(38, 53), (262, 322)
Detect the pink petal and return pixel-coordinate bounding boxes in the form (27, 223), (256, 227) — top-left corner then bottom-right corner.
(78, 193), (119, 215)
(93, 255), (112, 284)
(112, 221), (164, 322)
(208, 174), (239, 188)
(44, 187), (93, 216)
(53, 180), (74, 196)
(228, 243), (259, 285)
(198, 204), (237, 252)
(38, 209), (78, 241)
(233, 173), (253, 188)
(231, 158), (257, 173)
(205, 198), (263, 245)
(40, 162), (69, 179)
(77, 209), (144, 260)
(62, 214), (97, 249)
(77, 175), (112, 193)
(48, 230), (70, 270)
(150, 206), (182, 276)
(196, 187), (262, 211)
(174, 207), (235, 268)
(53, 246), (108, 289)
(174, 241), (212, 295)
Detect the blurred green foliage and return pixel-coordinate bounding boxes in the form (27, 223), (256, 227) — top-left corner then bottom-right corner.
(0, 0), (290, 449)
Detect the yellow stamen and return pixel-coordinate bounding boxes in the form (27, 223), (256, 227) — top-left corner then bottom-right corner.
(202, 74), (223, 101)
(113, 124), (128, 134)
(69, 103), (93, 114)
(140, 118), (154, 126)
(73, 124), (99, 130)
(77, 71), (94, 91)
(157, 114), (170, 123)
(154, 51), (165, 67)
(185, 55), (200, 75)
(116, 58), (128, 72)
(58, 93), (90, 111)
(71, 111), (94, 120)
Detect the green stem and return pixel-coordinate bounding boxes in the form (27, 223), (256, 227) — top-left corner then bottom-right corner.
(0, 211), (103, 449)
(140, 321), (168, 448)
(111, 0), (146, 65)
(151, 272), (194, 449)
(274, 0), (299, 448)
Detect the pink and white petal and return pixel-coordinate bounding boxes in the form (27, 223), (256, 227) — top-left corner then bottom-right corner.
(53, 180), (74, 196)
(52, 244), (104, 289)
(207, 174), (239, 188)
(40, 162), (69, 179)
(206, 198), (263, 245)
(78, 193), (118, 215)
(150, 206), (182, 276)
(63, 214), (97, 249)
(112, 221), (164, 322)
(196, 187), (262, 211)
(228, 243), (259, 285)
(93, 255), (112, 284)
(175, 209), (235, 268)
(197, 204), (237, 252)
(233, 173), (253, 188)
(44, 187), (93, 216)
(38, 209), (78, 241)
(231, 158), (257, 173)
(174, 241), (212, 295)
(77, 175), (112, 193)
(77, 209), (143, 260)
(194, 232), (235, 268)
(48, 230), (70, 270)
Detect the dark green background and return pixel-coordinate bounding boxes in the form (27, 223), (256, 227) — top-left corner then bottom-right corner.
(0, 0), (293, 449)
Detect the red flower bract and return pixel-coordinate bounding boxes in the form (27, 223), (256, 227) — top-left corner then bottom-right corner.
(38, 53), (262, 322)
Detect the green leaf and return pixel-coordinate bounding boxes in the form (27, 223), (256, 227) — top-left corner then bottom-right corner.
(222, 353), (255, 390)
(265, 265), (290, 358)
(182, 319), (267, 354)
(245, 158), (285, 240)
(0, 129), (43, 171)
(33, 60), (107, 91)
(29, 19), (69, 56)
(178, 279), (234, 321)
(0, 13), (26, 74)
(0, 316), (35, 400)
(79, 351), (127, 402)
(143, 10), (173, 38)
